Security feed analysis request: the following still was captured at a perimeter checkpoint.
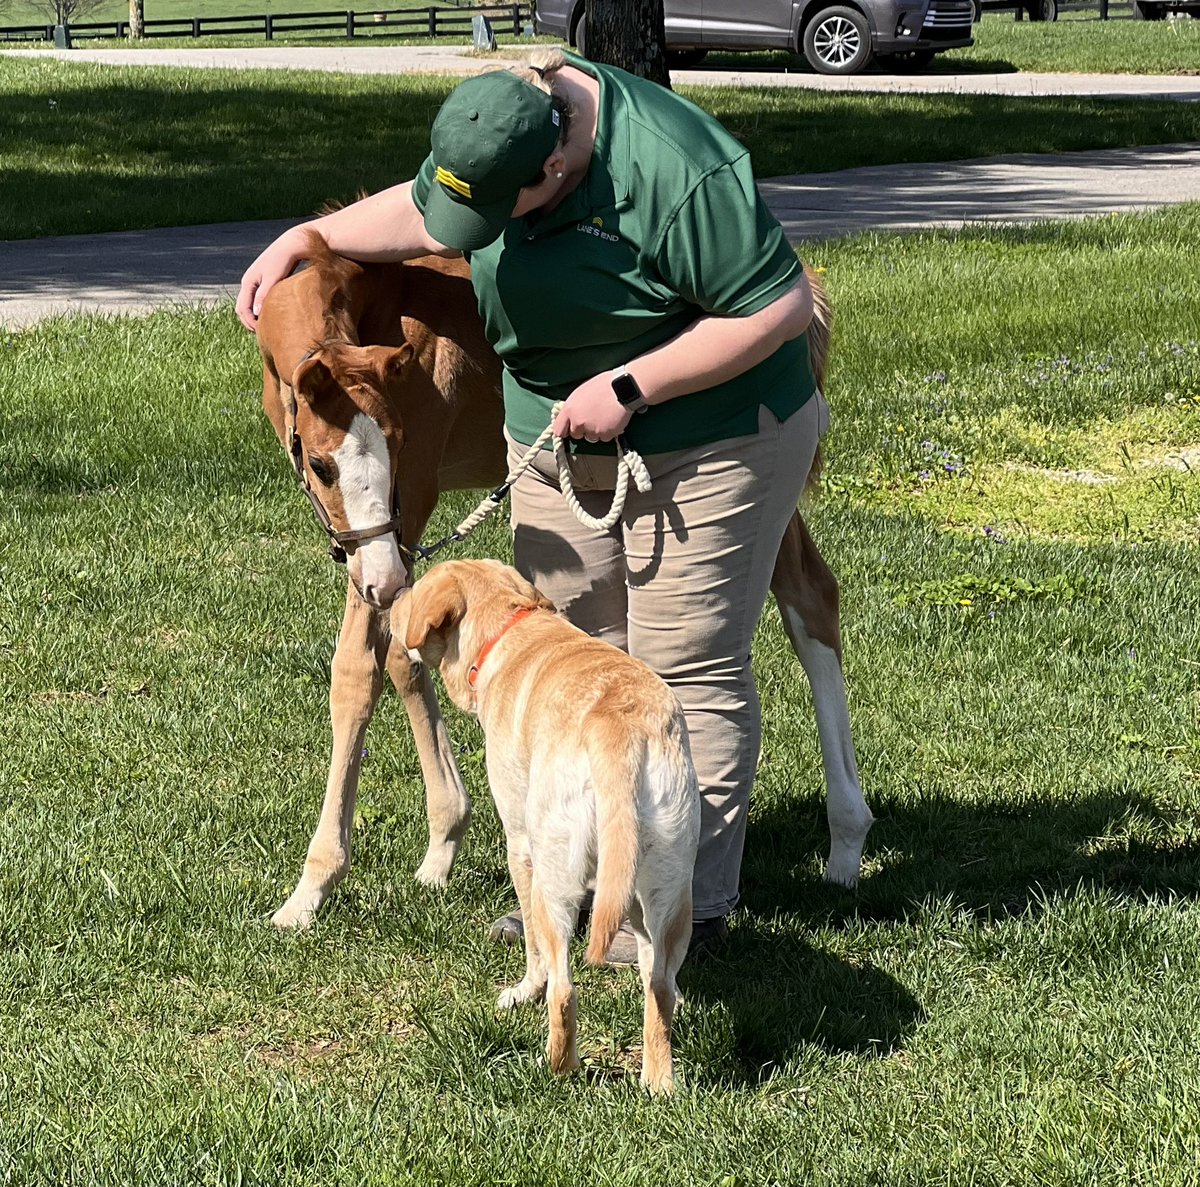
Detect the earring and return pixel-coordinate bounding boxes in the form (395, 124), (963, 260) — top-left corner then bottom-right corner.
(555, 172), (563, 179)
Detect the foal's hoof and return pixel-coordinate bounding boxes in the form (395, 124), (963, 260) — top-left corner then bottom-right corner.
(271, 890), (319, 930)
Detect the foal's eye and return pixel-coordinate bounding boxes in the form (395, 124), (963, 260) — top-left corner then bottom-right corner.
(308, 458), (335, 486)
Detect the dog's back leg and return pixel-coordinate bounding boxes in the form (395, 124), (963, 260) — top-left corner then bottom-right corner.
(629, 887), (691, 1095)
(771, 511), (874, 887)
(525, 864), (583, 1077)
(273, 583), (389, 928)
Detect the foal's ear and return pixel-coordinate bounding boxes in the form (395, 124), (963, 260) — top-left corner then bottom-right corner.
(292, 355), (341, 405)
(373, 343), (416, 387)
(404, 567), (467, 653)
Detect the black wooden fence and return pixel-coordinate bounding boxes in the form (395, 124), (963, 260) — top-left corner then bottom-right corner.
(0, 3), (528, 43)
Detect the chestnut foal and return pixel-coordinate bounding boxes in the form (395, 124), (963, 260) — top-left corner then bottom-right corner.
(255, 233), (872, 930)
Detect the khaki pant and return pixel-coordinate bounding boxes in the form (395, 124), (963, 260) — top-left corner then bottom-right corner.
(507, 397), (825, 920)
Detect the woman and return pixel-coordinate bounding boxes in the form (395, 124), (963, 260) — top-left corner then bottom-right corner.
(237, 49), (823, 964)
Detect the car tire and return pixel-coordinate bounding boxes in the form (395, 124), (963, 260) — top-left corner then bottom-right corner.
(668, 48), (709, 68)
(570, 7), (588, 57)
(877, 48), (936, 70)
(1132, 0), (1166, 16)
(1025, 0), (1058, 19)
(803, 5), (874, 75)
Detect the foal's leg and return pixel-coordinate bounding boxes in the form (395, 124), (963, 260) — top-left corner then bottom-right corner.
(771, 511), (874, 888)
(272, 582), (389, 929)
(384, 642), (471, 887)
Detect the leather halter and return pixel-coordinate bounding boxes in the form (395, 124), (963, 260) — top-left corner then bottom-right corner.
(467, 606), (544, 690)
(287, 346), (407, 566)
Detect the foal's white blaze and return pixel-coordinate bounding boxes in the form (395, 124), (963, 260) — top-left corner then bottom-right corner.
(334, 412), (405, 607)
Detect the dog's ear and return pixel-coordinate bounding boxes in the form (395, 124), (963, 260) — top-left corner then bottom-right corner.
(531, 589), (556, 614)
(404, 567), (467, 654)
(292, 355), (340, 406)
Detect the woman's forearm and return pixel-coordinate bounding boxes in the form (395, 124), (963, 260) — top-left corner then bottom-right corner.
(630, 275), (814, 406)
(311, 181), (459, 262)
(237, 182), (457, 330)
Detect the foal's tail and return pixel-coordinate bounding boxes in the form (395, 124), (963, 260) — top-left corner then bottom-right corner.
(803, 262), (833, 502)
(584, 722), (642, 967)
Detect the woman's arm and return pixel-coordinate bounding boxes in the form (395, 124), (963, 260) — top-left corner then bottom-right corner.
(551, 274), (814, 441)
(235, 181), (460, 332)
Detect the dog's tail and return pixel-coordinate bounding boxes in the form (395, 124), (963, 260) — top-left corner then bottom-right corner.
(584, 717), (643, 967)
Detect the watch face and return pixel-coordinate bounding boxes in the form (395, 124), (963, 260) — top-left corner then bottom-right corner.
(612, 372), (641, 405)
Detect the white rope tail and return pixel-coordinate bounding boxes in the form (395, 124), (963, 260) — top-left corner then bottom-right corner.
(448, 400), (652, 542)
(552, 406), (652, 532)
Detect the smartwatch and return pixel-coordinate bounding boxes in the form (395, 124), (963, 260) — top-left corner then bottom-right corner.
(611, 365), (649, 414)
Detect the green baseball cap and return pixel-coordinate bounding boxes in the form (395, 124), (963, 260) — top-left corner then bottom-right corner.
(423, 71), (562, 252)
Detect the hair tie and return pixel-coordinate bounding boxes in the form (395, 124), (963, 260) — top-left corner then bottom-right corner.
(530, 65), (546, 81)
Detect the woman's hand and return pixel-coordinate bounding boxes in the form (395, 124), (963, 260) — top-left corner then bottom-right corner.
(235, 224), (314, 332)
(551, 372), (634, 443)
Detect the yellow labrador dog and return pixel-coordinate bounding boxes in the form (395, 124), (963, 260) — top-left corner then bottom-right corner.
(396, 559), (700, 1093)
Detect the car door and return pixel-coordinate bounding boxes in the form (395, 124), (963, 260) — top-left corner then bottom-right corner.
(666, 0), (705, 44)
(697, 0), (798, 48)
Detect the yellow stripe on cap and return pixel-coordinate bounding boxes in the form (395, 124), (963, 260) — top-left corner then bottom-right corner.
(435, 166), (473, 200)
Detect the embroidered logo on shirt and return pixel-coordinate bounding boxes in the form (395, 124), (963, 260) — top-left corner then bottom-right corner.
(576, 219), (621, 243)
(435, 166), (473, 200)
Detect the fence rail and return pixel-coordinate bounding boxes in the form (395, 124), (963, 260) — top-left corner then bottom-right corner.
(0, 4), (529, 43)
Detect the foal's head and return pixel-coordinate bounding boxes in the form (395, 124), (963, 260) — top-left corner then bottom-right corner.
(289, 340), (416, 609)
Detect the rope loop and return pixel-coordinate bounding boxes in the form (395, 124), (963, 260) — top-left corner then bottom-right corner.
(447, 400), (651, 544)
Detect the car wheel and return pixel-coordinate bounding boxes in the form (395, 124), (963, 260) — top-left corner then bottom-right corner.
(877, 48), (936, 70)
(803, 6), (874, 75)
(1132, 0), (1165, 15)
(668, 48), (709, 68)
(571, 7), (588, 57)
(1025, 0), (1058, 19)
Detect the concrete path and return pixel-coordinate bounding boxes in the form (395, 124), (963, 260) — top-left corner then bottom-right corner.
(3, 142), (1198, 328)
(6, 45), (1200, 102)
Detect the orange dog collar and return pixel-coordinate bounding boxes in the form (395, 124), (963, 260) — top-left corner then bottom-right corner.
(467, 606), (543, 690)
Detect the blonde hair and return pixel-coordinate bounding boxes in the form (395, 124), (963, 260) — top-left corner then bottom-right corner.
(495, 49), (575, 145)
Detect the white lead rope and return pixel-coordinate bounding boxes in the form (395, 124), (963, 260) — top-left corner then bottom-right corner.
(449, 401), (652, 542)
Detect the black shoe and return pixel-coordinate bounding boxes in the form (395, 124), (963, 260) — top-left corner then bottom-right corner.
(687, 915), (729, 963)
(488, 907), (524, 946)
(487, 895), (595, 947)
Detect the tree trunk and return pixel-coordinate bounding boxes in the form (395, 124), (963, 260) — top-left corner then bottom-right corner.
(585, 0), (671, 89)
(129, 0), (144, 39)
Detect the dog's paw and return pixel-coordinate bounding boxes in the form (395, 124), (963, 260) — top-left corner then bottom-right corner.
(640, 1068), (675, 1096)
(497, 978), (545, 1010)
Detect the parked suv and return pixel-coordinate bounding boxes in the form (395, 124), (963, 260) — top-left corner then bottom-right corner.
(534, 0), (974, 76)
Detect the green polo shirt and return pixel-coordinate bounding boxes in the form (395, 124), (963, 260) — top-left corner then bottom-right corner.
(412, 55), (815, 455)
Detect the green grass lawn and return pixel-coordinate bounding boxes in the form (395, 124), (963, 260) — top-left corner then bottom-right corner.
(2, 206), (1198, 1184)
(4, 54), (1200, 240)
